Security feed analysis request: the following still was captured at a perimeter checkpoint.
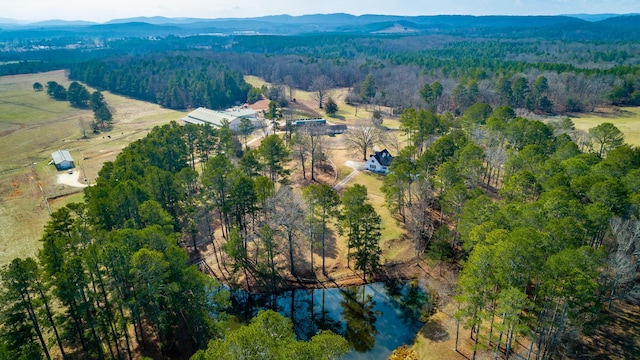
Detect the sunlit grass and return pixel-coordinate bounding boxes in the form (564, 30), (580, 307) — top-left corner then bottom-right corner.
(244, 75), (269, 88)
(570, 107), (640, 146)
(348, 171), (405, 252)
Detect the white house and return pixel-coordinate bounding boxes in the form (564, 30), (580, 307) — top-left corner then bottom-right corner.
(182, 107), (257, 131)
(366, 149), (394, 173)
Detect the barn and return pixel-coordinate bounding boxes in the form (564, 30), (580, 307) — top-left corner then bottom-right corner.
(51, 150), (75, 170)
(182, 107), (257, 131)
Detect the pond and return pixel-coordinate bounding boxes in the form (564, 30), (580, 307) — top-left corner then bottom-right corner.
(229, 280), (430, 359)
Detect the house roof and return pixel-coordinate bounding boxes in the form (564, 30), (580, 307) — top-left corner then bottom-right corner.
(225, 107), (256, 118)
(294, 118), (326, 126)
(372, 149), (394, 167)
(51, 150), (73, 164)
(182, 107), (256, 127)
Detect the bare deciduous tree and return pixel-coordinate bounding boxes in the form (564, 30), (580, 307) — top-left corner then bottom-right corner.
(78, 117), (90, 139)
(405, 177), (434, 261)
(606, 217), (640, 309)
(296, 123), (327, 181)
(291, 131), (310, 180)
(343, 119), (385, 161)
(310, 75), (334, 109)
(265, 186), (306, 276)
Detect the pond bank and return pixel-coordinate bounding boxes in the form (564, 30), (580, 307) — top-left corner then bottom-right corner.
(229, 280), (432, 359)
(193, 250), (443, 294)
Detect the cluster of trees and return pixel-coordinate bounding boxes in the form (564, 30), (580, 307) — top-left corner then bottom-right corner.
(69, 55), (251, 110)
(0, 116), (395, 358)
(41, 80), (113, 132)
(0, 124), (231, 359)
(380, 101), (640, 358)
(199, 130), (383, 286)
(192, 310), (348, 360)
(205, 36), (640, 115)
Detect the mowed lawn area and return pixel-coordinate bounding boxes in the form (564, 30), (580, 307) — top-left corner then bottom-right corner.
(0, 70), (184, 267)
(570, 107), (640, 146)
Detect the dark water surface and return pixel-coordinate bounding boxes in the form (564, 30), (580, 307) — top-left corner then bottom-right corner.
(229, 280), (429, 359)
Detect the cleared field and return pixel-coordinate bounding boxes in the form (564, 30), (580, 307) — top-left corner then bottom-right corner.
(570, 107), (640, 146)
(345, 171), (408, 261)
(244, 75), (268, 88)
(0, 70), (184, 267)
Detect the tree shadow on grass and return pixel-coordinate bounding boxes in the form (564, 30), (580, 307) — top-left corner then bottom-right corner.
(571, 300), (640, 359)
(419, 317), (450, 342)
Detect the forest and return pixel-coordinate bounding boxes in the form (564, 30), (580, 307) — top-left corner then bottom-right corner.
(2, 105), (639, 359)
(1, 13), (639, 360)
(2, 15), (640, 115)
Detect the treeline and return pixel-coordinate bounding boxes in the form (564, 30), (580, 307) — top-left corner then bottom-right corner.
(5, 31), (640, 114)
(380, 104), (640, 359)
(42, 80), (113, 131)
(0, 123), (230, 359)
(0, 60), (64, 76)
(69, 54), (251, 109)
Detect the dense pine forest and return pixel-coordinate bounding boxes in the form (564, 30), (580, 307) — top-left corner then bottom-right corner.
(1, 13), (640, 360)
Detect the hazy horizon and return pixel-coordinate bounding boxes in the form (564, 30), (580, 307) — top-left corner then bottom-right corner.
(4, 0), (640, 23)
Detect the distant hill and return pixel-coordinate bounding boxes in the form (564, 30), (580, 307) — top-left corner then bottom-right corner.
(30, 19), (98, 26)
(0, 17), (28, 24)
(565, 13), (636, 21)
(105, 16), (206, 25)
(1, 13), (639, 40)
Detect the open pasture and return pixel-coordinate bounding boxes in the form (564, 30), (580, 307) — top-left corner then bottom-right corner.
(0, 70), (183, 267)
(570, 107), (640, 146)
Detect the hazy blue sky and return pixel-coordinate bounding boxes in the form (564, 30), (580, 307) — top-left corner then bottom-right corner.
(7, 0), (640, 22)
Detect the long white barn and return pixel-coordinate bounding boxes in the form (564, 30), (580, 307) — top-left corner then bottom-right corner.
(182, 107), (257, 130)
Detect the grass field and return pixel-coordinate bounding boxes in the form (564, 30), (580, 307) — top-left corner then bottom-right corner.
(0, 70), (184, 267)
(570, 107), (640, 146)
(344, 171), (408, 260)
(243, 75), (267, 88)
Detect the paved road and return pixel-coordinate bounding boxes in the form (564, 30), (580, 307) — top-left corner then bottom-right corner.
(333, 161), (365, 190)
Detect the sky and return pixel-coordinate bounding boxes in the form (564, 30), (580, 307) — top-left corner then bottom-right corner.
(4, 0), (640, 23)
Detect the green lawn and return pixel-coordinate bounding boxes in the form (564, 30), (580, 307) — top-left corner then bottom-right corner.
(570, 107), (640, 146)
(346, 171), (406, 258)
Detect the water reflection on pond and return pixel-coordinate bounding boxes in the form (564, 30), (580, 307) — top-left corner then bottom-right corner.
(230, 280), (430, 359)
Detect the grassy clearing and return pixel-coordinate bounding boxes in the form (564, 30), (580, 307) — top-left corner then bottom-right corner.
(0, 170), (50, 266)
(570, 107), (640, 146)
(0, 88), (92, 171)
(348, 171), (406, 259)
(0, 70), (183, 267)
(244, 75), (269, 88)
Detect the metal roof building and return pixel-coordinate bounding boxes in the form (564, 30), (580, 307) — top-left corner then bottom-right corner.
(51, 150), (75, 170)
(182, 107), (257, 130)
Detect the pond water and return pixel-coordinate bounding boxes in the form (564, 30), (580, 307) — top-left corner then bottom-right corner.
(229, 280), (430, 359)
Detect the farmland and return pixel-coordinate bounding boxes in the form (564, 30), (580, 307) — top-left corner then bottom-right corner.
(570, 107), (640, 146)
(0, 71), (184, 267)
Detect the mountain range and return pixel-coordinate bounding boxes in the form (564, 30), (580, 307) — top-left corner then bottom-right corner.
(1, 13), (639, 40)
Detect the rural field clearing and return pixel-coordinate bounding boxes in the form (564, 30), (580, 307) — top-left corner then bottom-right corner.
(0, 70), (184, 267)
(570, 107), (640, 146)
